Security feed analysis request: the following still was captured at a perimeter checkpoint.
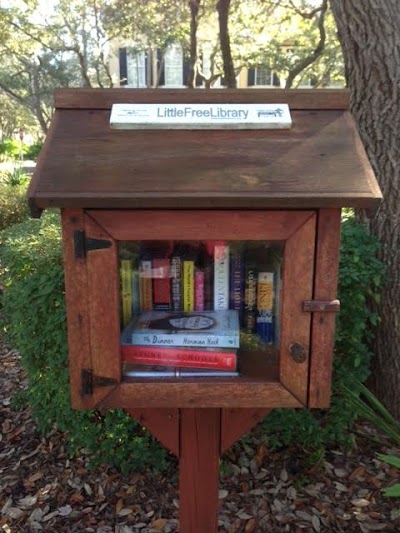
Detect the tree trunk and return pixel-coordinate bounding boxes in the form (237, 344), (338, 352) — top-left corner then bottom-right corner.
(188, 0), (201, 89)
(216, 0), (236, 88)
(331, 0), (400, 419)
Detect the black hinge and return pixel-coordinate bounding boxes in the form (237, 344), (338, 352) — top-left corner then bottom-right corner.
(74, 230), (112, 259)
(81, 369), (118, 396)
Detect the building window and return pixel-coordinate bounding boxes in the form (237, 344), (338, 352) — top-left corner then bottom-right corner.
(164, 44), (184, 86)
(127, 50), (147, 88)
(254, 68), (280, 87)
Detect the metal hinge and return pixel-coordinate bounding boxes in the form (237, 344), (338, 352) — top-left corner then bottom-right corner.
(81, 369), (117, 396)
(302, 299), (340, 313)
(74, 230), (112, 259)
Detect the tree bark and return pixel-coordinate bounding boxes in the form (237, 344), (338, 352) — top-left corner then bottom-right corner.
(216, 0), (236, 88)
(331, 0), (400, 419)
(188, 0), (201, 89)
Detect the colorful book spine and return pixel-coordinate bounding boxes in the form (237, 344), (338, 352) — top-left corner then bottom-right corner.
(203, 258), (214, 311)
(170, 255), (182, 311)
(121, 345), (237, 370)
(194, 270), (205, 311)
(229, 251), (244, 313)
(129, 331), (239, 348)
(139, 260), (153, 312)
(182, 260), (194, 312)
(256, 272), (274, 343)
(214, 243), (230, 310)
(131, 270), (140, 316)
(243, 265), (257, 333)
(152, 258), (170, 311)
(120, 259), (133, 327)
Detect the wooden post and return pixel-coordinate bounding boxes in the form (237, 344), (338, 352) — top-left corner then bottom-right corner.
(179, 408), (221, 532)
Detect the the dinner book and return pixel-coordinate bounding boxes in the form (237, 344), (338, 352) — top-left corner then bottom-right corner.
(121, 310), (240, 348)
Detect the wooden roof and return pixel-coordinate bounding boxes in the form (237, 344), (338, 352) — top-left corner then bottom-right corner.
(28, 89), (381, 216)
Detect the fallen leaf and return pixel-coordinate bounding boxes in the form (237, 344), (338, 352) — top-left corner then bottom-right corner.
(244, 518), (256, 532)
(117, 508), (133, 517)
(58, 505), (72, 516)
(219, 490), (229, 499)
(152, 518), (167, 530)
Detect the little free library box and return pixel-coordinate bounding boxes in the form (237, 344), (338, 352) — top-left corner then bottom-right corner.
(28, 88), (381, 414)
(28, 89), (381, 532)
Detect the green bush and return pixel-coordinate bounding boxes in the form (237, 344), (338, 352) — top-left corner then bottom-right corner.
(0, 182), (30, 230)
(24, 141), (43, 161)
(0, 213), (168, 473)
(0, 139), (24, 161)
(262, 215), (383, 451)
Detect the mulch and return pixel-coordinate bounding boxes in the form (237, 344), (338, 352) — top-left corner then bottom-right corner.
(1, 335), (399, 533)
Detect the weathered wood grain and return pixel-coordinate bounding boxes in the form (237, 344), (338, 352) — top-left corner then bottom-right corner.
(54, 88), (350, 110)
(60, 209), (93, 409)
(99, 381), (302, 409)
(308, 209), (341, 408)
(280, 214), (316, 405)
(89, 210), (314, 242)
(126, 408), (180, 456)
(179, 408), (221, 532)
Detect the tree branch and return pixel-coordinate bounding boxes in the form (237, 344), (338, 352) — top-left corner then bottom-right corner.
(285, 0), (328, 89)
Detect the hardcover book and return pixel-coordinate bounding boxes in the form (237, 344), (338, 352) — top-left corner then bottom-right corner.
(153, 258), (170, 311)
(229, 250), (244, 313)
(256, 272), (274, 343)
(121, 344), (237, 370)
(194, 270), (205, 311)
(122, 309), (240, 348)
(170, 255), (182, 311)
(182, 259), (195, 312)
(139, 260), (153, 312)
(243, 264), (258, 333)
(214, 243), (230, 310)
(123, 364), (239, 378)
(120, 259), (133, 326)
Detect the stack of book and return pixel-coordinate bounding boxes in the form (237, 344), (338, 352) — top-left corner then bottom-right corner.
(119, 240), (281, 377)
(121, 309), (240, 377)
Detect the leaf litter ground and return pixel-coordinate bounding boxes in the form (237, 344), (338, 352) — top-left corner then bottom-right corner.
(1, 335), (399, 532)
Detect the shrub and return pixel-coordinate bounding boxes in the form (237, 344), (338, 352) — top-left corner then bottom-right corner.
(0, 182), (30, 230)
(24, 141), (43, 161)
(0, 213), (168, 473)
(0, 139), (24, 161)
(262, 215), (383, 451)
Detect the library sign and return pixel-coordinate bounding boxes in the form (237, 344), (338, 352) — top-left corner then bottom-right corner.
(110, 103), (292, 129)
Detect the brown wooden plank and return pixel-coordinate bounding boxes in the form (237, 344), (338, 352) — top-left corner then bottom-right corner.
(308, 209), (341, 408)
(179, 408), (221, 533)
(99, 382), (302, 409)
(84, 215), (120, 406)
(27, 107), (382, 215)
(54, 88), (350, 110)
(126, 408), (180, 456)
(89, 210), (314, 242)
(221, 408), (271, 453)
(280, 214), (316, 405)
(60, 209), (94, 409)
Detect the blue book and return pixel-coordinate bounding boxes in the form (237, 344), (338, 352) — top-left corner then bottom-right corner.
(122, 309), (240, 349)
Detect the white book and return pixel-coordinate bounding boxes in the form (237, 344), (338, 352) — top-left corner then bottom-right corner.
(214, 244), (230, 310)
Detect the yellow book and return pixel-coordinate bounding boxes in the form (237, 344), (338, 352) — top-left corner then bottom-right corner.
(182, 260), (194, 312)
(120, 259), (133, 326)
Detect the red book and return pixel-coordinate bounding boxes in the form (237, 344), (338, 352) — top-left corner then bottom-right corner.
(121, 345), (237, 371)
(152, 258), (170, 310)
